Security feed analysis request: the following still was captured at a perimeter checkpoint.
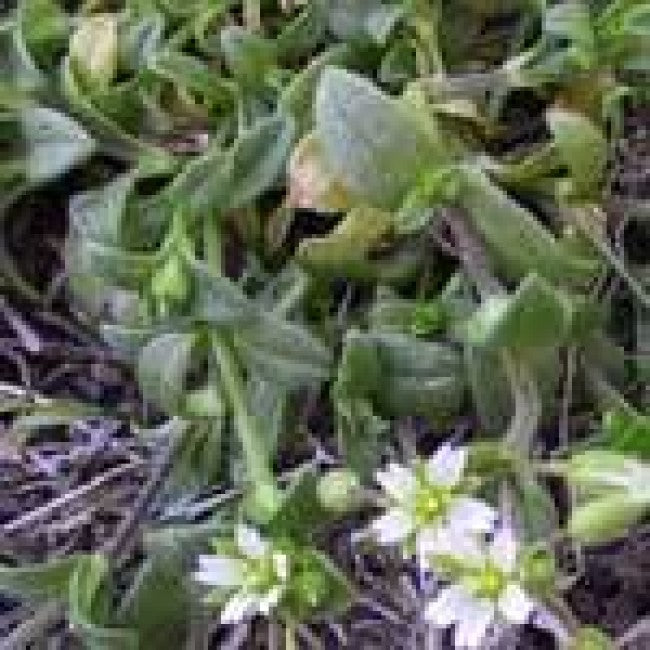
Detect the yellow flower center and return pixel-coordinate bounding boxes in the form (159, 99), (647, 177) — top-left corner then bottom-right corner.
(467, 562), (508, 601)
(414, 485), (451, 526)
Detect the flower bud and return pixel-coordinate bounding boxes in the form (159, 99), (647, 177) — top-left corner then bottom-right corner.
(184, 385), (225, 418)
(151, 254), (190, 312)
(570, 626), (613, 650)
(520, 548), (556, 595)
(568, 493), (647, 544)
(70, 15), (118, 88)
(317, 469), (361, 513)
(246, 482), (283, 524)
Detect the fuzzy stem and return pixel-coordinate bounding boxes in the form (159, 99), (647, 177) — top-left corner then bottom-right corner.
(244, 0), (261, 31)
(211, 331), (280, 518)
(285, 620), (298, 650)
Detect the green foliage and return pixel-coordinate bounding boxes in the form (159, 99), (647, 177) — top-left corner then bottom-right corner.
(464, 273), (572, 351)
(2, 0), (647, 644)
(20, 107), (95, 183)
(601, 408), (650, 457)
(315, 67), (445, 209)
(458, 165), (598, 285)
(547, 107), (608, 200)
(0, 556), (86, 602)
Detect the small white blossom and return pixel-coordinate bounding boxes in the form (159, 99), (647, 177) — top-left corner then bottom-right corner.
(194, 525), (289, 625)
(367, 443), (496, 551)
(423, 524), (536, 649)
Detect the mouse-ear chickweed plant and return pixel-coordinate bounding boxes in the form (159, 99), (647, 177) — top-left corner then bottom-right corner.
(195, 524), (290, 624)
(0, 0), (647, 648)
(366, 444), (496, 551)
(422, 523), (537, 649)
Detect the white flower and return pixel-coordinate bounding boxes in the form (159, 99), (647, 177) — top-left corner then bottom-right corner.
(194, 525), (289, 625)
(423, 525), (536, 649)
(367, 444), (496, 550)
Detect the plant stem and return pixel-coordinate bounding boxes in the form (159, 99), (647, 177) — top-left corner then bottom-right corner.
(244, 0), (261, 31)
(211, 331), (279, 517)
(203, 213), (223, 275)
(285, 620), (298, 650)
(411, 0), (443, 76)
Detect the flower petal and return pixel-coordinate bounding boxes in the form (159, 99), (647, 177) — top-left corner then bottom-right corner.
(424, 584), (473, 627)
(417, 525), (482, 567)
(376, 463), (417, 501)
(498, 582), (535, 625)
(220, 590), (258, 625)
(452, 598), (494, 649)
(258, 585), (284, 615)
(236, 524), (269, 558)
(489, 525), (519, 573)
(447, 497), (497, 533)
(369, 507), (414, 545)
(272, 552), (290, 581)
(195, 556), (244, 587)
(426, 444), (467, 487)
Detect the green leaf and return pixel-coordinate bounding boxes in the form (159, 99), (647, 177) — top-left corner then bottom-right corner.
(69, 174), (135, 246)
(374, 333), (465, 421)
(60, 56), (170, 164)
(68, 554), (137, 650)
(317, 0), (403, 43)
(235, 316), (331, 388)
(464, 347), (512, 434)
(194, 265), (256, 326)
(464, 274), (572, 350)
(337, 329), (464, 422)
(220, 25), (276, 89)
(152, 50), (235, 109)
(211, 332), (281, 522)
(621, 4), (650, 36)
(145, 518), (231, 554)
(547, 108), (607, 199)
(20, 106), (95, 183)
(137, 332), (196, 412)
(275, 4), (326, 62)
(279, 44), (350, 133)
(315, 67), (444, 210)
(67, 236), (157, 289)
(296, 205), (401, 280)
(282, 548), (352, 619)
(19, 0), (69, 69)
(0, 556), (86, 602)
(118, 552), (192, 648)
(164, 113), (294, 218)
(516, 479), (558, 544)
(544, 1), (594, 50)
(458, 165), (598, 285)
(268, 467), (328, 543)
(336, 396), (390, 480)
(601, 408), (650, 458)
(334, 328), (389, 477)
(570, 626), (614, 650)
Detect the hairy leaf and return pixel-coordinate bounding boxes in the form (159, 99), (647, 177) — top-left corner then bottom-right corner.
(165, 113), (294, 218)
(315, 67), (444, 209)
(0, 556), (86, 602)
(458, 165), (598, 285)
(464, 274), (572, 350)
(137, 332), (196, 411)
(20, 106), (95, 182)
(547, 108), (607, 199)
